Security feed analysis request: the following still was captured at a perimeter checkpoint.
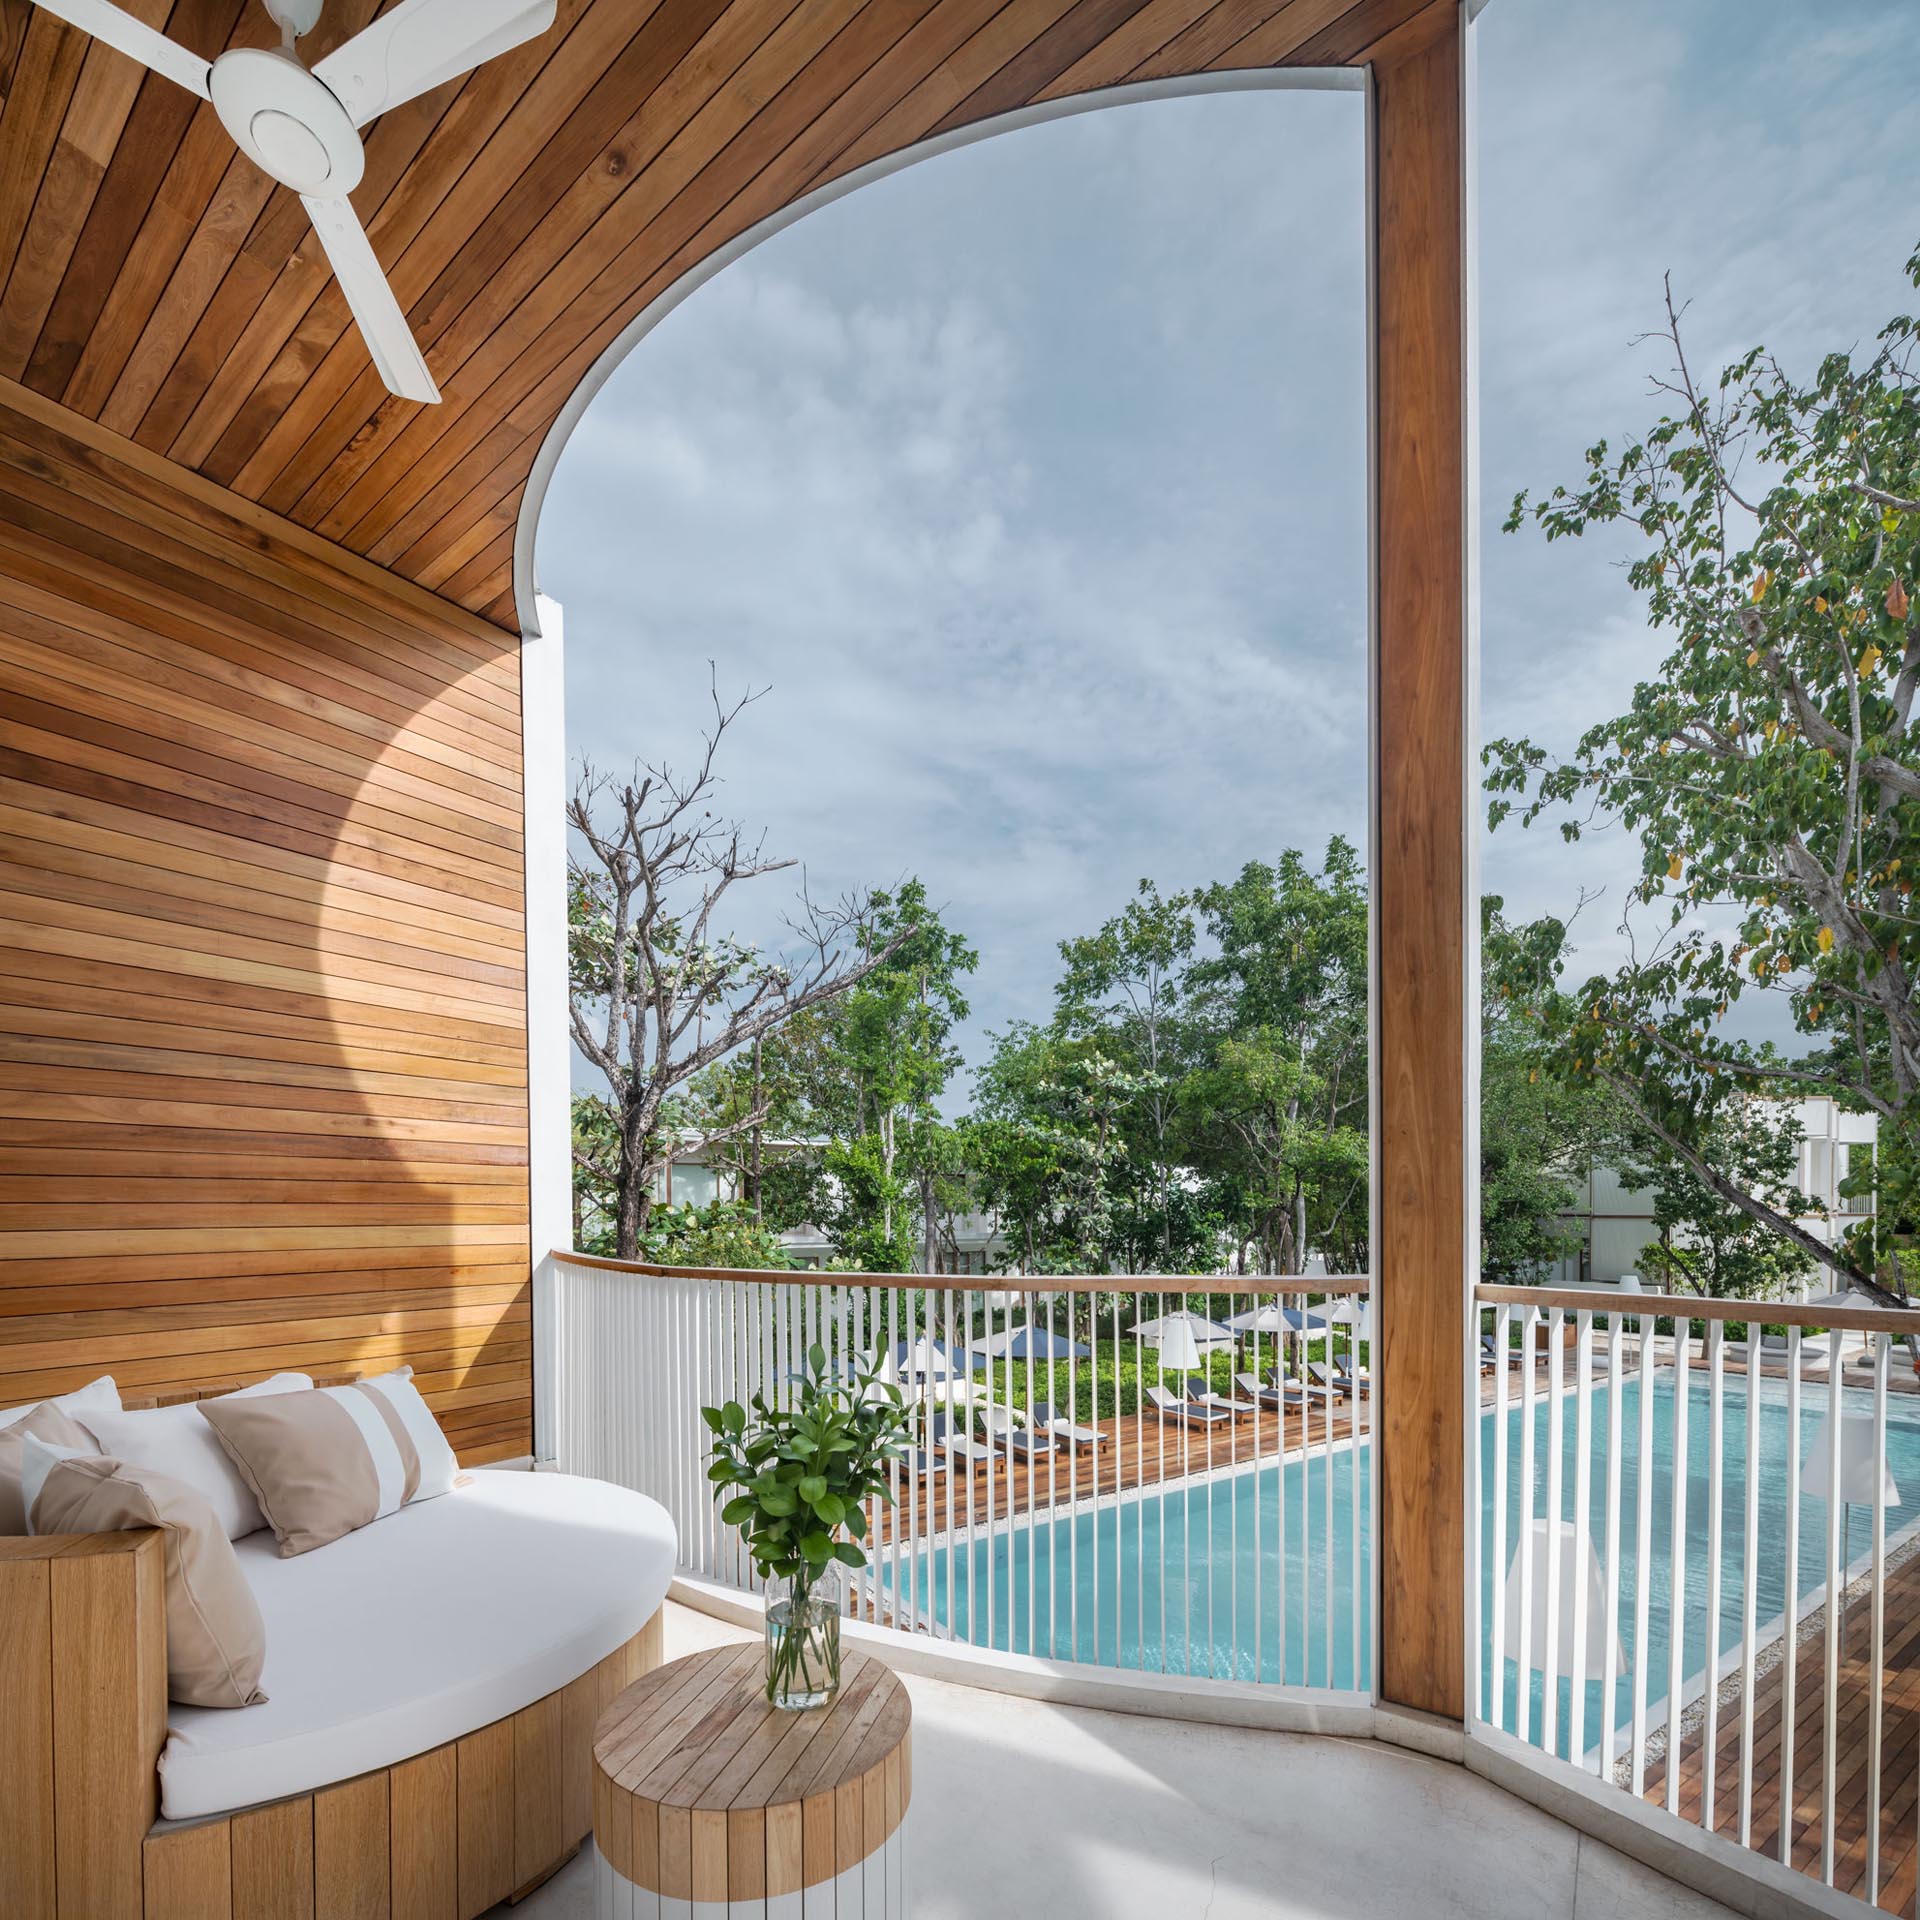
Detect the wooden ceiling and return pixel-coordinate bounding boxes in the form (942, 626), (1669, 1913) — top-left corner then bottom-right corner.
(0, 0), (1430, 633)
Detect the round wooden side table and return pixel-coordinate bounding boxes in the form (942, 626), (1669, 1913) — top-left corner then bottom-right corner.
(592, 1642), (912, 1918)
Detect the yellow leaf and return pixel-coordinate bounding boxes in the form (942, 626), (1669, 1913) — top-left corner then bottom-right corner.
(1859, 644), (1882, 677)
(1750, 571), (1771, 603)
(1818, 926), (1834, 953)
(1746, 648), (1761, 667)
(1814, 595), (1830, 613)
(1668, 854), (1684, 881)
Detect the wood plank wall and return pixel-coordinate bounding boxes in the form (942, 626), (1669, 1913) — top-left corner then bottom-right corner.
(0, 376), (534, 1463)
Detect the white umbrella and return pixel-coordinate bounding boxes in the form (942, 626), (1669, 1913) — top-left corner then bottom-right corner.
(1130, 1310), (1233, 1379)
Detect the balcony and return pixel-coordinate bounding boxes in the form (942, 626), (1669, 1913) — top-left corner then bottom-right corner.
(546, 1256), (1920, 1917)
(0, 2), (1904, 1917)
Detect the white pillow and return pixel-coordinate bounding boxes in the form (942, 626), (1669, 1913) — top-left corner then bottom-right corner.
(0, 1374), (120, 1428)
(354, 1366), (458, 1501)
(78, 1373), (313, 1541)
(19, 1433), (92, 1529)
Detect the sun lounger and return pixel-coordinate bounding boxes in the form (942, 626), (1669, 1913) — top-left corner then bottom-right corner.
(1186, 1376), (1258, 1416)
(931, 1413), (995, 1470)
(1235, 1371), (1306, 1412)
(1307, 1361), (1358, 1400)
(1033, 1401), (1106, 1450)
(910, 1446), (949, 1478)
(1146, 1384), (1231, 1427)
(982, 1404), (1056, 1460)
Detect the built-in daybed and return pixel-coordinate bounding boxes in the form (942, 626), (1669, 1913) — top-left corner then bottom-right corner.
(2, 1380), (675, 1920)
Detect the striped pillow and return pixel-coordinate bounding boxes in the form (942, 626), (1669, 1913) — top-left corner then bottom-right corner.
(197, 1368), (458, 1558)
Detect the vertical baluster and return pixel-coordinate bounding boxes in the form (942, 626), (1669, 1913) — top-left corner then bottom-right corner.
(1821, 1320), (1843, 1885)
(1298, 1287), (1312, 1685)
(1113, 1287), (1124, 1673)
(1322, 1291), (1334, 1692)
(980, 1283), (997, 1654)
(1665, 1317), (1692, 1818)
(1157, 1289), (1169, 1674)
(1601, 1312), (1624, 1780)
(1350, 1294), (1364, 1691)
(1228, 1288), (1239, 1682)
(1517, 1304), (1539, 1748)
(1543, 1307), (1566, 1759)
(1066, 1286), (1079, 1663)
(1276, 1287), (1288, 1687)
(1738, 1315), (1761, 1846)
(1780, 1327), (1802, 1866)
(941, 1287), (959, 1642)
(1631, 1306), (1655, 1798)
(1702, 1320), (1726, 1835)
(1251, 1288), (1265, 1682)
(1120, 1287), (1133, 1673)
(1869, 1330), (1890, 1905)
(1569, 1309), (1594, 1769)
(1491, 1302), (1509, 1729)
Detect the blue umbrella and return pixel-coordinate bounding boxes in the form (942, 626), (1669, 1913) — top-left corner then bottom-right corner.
(968, 1325), (1091, 1365)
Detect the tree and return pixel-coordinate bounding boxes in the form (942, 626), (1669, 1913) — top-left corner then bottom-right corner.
(567, 681), (905, 1259)
(1056, 881), (1198, 1269)
(970, 1023), (1140, 1275)
(1478, 905), (1619, 1281)
(1180, 840), (1371, 1272)
(1488, 251), (1920, 1300)
(777, 880), (977, 1271)
(1626, 1102), (1814, 1300)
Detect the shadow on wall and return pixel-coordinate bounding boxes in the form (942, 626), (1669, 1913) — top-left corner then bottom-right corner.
(0, 391), (534, 1462)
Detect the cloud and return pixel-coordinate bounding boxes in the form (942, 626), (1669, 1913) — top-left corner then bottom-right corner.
(540, 2), (1919, 1091)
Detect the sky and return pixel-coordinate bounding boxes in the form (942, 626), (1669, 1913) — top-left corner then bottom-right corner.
(540, 0), (1920, 1097)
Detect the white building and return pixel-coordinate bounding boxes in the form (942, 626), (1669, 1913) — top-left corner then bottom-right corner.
(1544, 1094), (1877, 1288)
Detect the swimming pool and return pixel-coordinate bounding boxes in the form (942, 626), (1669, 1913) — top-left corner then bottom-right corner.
(881, 1371), (1920, 1740)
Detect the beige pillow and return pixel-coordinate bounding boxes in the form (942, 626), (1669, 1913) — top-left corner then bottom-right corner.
(79, 1373), (314, 1541)
(0, 1403), (100, 1534)
(23, 1436), (267, 1710)
(198, 1370), (459, 1558)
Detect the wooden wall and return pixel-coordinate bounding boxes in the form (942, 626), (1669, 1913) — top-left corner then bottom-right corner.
(0, 377), (534, 1464)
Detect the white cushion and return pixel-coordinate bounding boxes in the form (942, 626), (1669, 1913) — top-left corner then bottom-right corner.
(0, 1374), (120, 1428)
(157, 1471), (676, 1821)
(79, 1375), (312, 1541)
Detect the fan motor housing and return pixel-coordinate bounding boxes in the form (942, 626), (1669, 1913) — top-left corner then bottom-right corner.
(209, 47), (364, 197)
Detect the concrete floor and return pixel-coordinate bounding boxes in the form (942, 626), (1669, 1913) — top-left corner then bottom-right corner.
(517, 1603), (1737, 1920)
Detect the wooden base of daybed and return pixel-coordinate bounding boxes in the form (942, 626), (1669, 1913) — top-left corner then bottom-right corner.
(0, 1525), (665, 1920)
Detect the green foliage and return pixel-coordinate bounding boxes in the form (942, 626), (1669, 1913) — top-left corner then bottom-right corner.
(1486, 247), (1920, 1296)
(1479, 901), (1621, 1281)
(642, 1199), (796, 1271)
(1178, 840), (1371, 1273)
(704, 1347), (912, 1585)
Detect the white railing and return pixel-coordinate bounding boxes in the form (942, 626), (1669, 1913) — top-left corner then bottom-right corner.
(1474, 1285), (1920, 1915)
(551, 1253), (1373, 1696)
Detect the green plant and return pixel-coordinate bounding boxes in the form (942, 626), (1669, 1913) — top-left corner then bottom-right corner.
(703, 1346), (913, 1702)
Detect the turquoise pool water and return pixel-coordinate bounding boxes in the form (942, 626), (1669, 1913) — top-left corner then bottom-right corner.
(1482, 1369), (1920, 1759)
(885, 1372), (1920, 1737)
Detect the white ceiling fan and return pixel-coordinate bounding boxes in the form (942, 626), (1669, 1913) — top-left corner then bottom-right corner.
(30, 0), (559, 403)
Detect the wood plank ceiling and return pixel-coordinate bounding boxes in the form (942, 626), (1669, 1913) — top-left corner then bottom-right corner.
(0, 0), (1427, 635)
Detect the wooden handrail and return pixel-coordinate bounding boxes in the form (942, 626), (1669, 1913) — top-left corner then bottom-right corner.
(553, 1250), (1370, 1297)
(1476, 1282), (1920, 1336)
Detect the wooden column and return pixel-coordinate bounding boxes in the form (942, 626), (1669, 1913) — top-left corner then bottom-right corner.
(1371, 0), (1471, 1723)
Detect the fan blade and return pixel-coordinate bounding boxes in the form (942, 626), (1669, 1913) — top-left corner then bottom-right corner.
(300, 195), (439, 404)
(30, 0), (210, 96)
(313, 0), (555, 126)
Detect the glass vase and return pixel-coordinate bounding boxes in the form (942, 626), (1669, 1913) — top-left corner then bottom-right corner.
(765, 1566), (842, 1710)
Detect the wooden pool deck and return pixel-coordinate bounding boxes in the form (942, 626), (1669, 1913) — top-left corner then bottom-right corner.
(876, 1390), (1368, 1545)
(1642, 1544), (1920, 1913)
